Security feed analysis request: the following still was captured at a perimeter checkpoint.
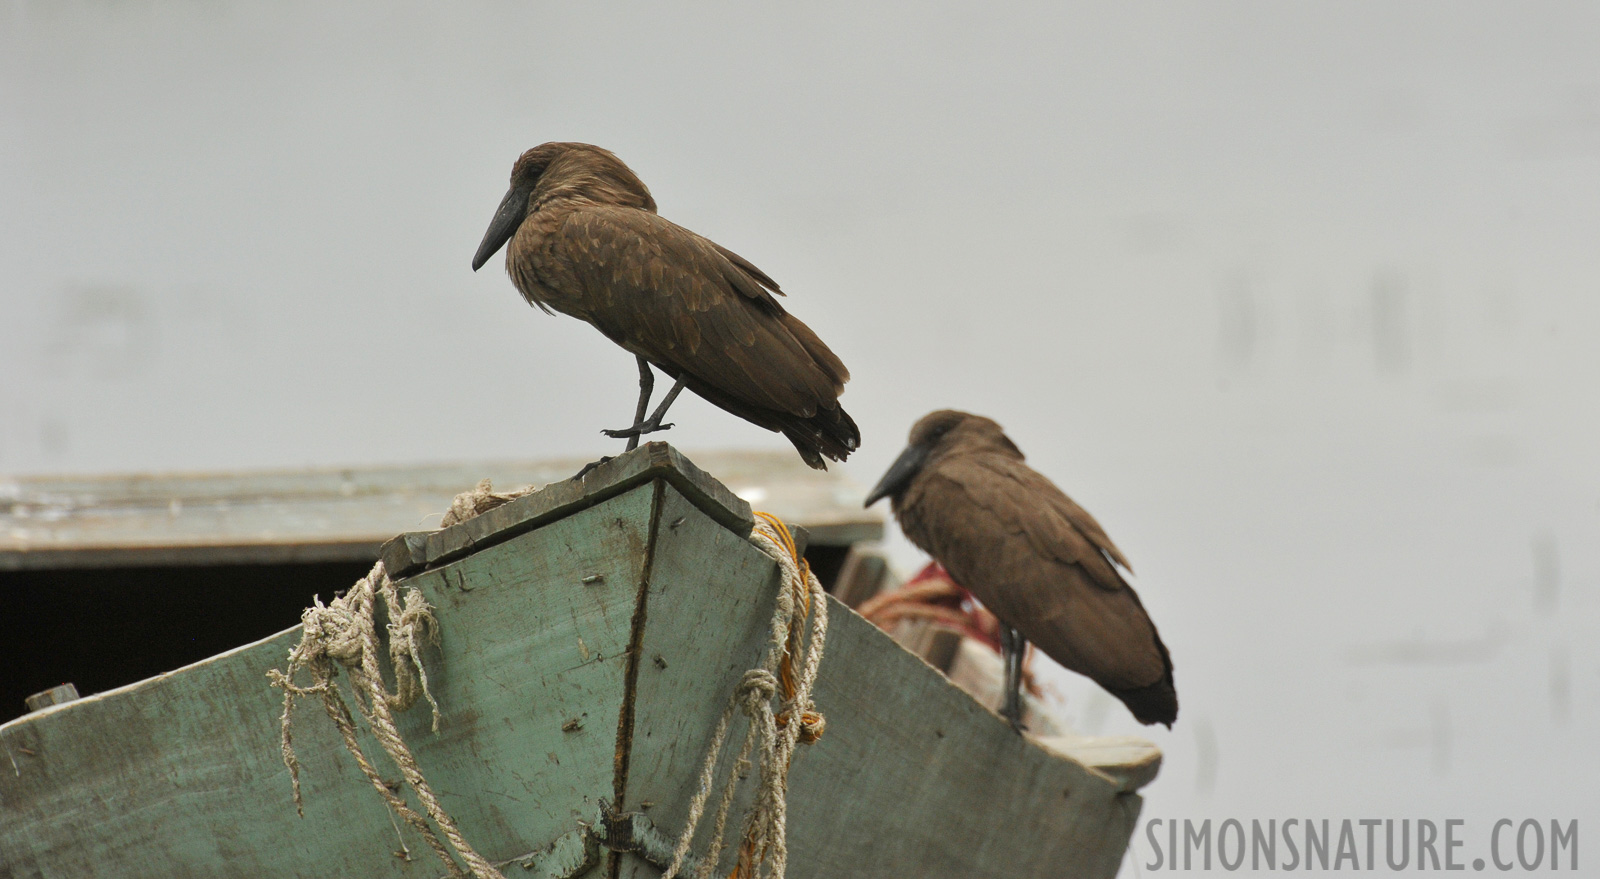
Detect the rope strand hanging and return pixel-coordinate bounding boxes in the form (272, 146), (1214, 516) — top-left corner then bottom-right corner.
(267, 479), (828, 879)
(268, 560), (506, 879)
(662, 512), (830, 879)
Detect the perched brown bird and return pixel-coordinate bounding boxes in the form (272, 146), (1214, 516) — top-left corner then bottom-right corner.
(865, 410), (1177, 729)
(471, 142), (859, 469)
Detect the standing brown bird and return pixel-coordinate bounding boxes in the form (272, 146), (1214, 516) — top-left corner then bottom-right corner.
(865, 410), (1177, 729)
(471, 142), (859, 469)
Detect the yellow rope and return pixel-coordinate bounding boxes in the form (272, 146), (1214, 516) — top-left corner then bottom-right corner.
(726, 514), (826, 879)
(663, 512), (830, 879)
(752, 512), (825, 746)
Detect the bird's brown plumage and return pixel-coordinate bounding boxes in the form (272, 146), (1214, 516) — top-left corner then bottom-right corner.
(870, 410), (1178, 726)
(475, 142), (858, 468)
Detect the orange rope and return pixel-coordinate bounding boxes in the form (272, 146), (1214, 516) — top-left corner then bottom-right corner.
(729, 513), (826, 879)
(751, 512), (823, 744)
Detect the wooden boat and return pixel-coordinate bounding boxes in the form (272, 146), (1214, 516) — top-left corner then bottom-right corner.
(0, 449), (879, 723)
(0, 444), (1157, 878)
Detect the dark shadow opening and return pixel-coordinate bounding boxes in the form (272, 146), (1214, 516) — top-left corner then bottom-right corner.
(0, 561), (373, 724)
(802, 544), (851, 596)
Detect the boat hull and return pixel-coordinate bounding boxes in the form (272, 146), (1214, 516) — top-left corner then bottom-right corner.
(0, 446), (1145, 878)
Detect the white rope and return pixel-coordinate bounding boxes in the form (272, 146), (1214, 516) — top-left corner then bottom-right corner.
(440, 478), (534, 528)
(662, 516), (830, 879)
(268, 561), (506, 879)
(268, 487), (827, 879)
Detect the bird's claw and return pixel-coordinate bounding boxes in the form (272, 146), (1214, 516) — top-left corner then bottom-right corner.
(571, 457), (614, 481)
(1001, 707), (1029, 735)
(601, 421), (675, 440)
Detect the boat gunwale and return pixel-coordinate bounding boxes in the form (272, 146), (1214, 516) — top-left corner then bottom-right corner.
(380, 443), (753, 580)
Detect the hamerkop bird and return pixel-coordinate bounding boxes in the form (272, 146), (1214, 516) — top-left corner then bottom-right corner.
(865, 410), (1177, 729)
(471, 142), (859, 469)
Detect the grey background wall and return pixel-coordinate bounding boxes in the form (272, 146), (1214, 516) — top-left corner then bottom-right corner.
(4, 2), (1597, 870)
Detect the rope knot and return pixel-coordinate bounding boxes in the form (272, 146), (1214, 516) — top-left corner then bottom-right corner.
(777, 707), (826, 745)
(799, 712), (825, 743)
(661, 513), (830, 879)
(303, 598), (366, 665)
(738, 669), (779, 708)
(269, 560), (501, 879)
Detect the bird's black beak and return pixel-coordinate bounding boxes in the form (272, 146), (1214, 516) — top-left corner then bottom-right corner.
(864, 442), (929, 507)
(471, 186), (530, 271)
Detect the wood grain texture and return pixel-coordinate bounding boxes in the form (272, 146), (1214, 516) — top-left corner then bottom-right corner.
(615, 486), (788, 871)
(0, 486), (657, 878)
(0, 450), (1154, 879)
(1, 444), (879, 571)
(1035, 736), (1164, 794)
(620, 484), (1143, 879)
(380, 443), (749, 580)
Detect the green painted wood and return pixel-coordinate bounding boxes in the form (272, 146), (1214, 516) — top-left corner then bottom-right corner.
(619, 485), (1140, 879)
(613, 485), (787, 831)
(0, 448), (1152, 879)
(0, 485), (658, 878)
(379, 443), (751, 580)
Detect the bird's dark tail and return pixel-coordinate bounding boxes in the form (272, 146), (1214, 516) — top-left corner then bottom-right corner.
(678, 377), (860, 470)
(664, 303), (858, 470)
(1111, 676), (1178, 728)
(780, 402), (860, 470)
(772, 312), (857, 469)
(1111, 628), (1178, 727)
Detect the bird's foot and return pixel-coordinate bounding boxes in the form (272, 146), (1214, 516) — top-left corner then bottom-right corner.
(992, 691), (1030, 733)
(1001, 708), (1029, 735)
(571, 456), (614, 481)
(600, 418), (675, 440)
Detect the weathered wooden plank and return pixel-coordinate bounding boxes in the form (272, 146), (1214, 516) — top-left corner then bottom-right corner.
(1036, 735), (1164, 794)
(0, 445), (879, 571)
(671, 450), (884, 546)
(0, 486), (658, 878)
(775, 617), (1139, 879)
(379, 444), (750, 579)
(0, 450), (1153, 879)
(619, 484), (1142, 879)
(613, 485), (789, 833)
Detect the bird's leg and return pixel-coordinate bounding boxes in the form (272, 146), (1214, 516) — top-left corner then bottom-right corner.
(602, 374), (686, 441)
(643, 377), (686, 428)
(623, 356), (655, 452)
(575, 358), (657, 476)
(999, 624), (1029, 733)
(570, 456), (614, 481)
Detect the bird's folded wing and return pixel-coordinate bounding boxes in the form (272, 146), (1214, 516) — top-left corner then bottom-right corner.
(937, 456), (1131, 589)
(552, 206), (844, 417)
(712, 242), (786, 297)
(905, 466), (1166, 690)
